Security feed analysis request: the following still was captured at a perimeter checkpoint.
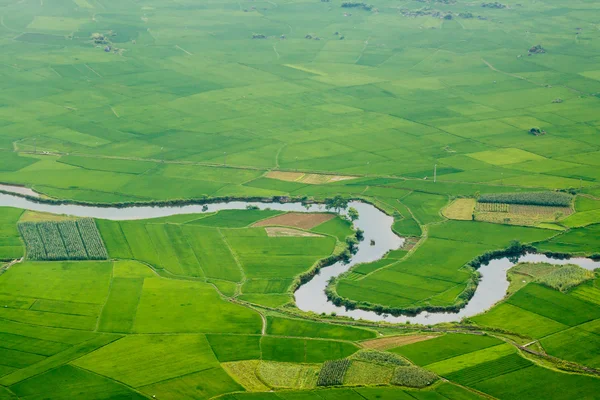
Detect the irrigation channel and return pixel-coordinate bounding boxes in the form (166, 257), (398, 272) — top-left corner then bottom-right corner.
(1, 188), (599, 324)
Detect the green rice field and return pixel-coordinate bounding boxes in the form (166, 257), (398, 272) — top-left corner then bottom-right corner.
(2, 0), (600, 398)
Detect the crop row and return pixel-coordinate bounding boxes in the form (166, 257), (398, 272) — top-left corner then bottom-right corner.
(37, 222), (68, 260)
(77, 219), (109, 259)
(19, 219), (108, 261)
(476, 203), (509, 213)
(18, 223), (46, 260)
(57, 220), (87, 259)
(478, 192), (572, 207)
(317, 359), (351, 386)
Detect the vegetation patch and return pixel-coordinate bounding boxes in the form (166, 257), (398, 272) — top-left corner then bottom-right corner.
(317, 359), (351, 386)
(343, 360), (394, 386)
(221, 360), (270, 392)
(351, 349), (409, 366)
(391, 366), (438, 388)
(257, 361), (319, 389)
(265, 171), (355, 185)
(537, 264), (594, 292)
(444, 199), (476, 221)
(19, 219), (107, 261)
(361, 335), (437, 351)
(478, 192), (572, 207)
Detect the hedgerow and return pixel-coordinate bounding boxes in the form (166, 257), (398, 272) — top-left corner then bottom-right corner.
(478, 192), (572, 207)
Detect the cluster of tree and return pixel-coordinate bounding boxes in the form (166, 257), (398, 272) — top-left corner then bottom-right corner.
(416, 0), (456, 4)
(529, 127), (547, 136)
(528, 44), (546, 54)
(305, 34), (321, 40)
(481, 1), (506, 8)
(341, 2), (374, 11)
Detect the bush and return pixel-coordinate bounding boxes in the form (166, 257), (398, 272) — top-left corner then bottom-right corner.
(352, 349), (409, 366)
(478, 192), (572, 207)
(317, 359), (351, 386)
(391, 366), (438, 388)
(537, 264), (594, 292)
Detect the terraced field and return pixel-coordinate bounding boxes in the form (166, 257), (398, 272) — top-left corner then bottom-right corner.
(1, 0), (600, 398)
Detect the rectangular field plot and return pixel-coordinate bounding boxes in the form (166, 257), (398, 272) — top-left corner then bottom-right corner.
(266, 316), (376, 341)
(445, 353), (532, 386)
(9, 364), (146, 400)
(73, 334), (219, 387)
(261, 337), (358, 363)
(507, 284), (600, 326)
(390, 334), (503, 366)
(540, 327), (600, 368)
(19, 219), (108, 261)
(472, 303), (567, 338)
(473, 364), (600, 400)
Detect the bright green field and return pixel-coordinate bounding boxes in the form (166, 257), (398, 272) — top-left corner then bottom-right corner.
(2, 0), (600, 398)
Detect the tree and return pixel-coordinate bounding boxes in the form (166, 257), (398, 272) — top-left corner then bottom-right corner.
(554, 211), (564, 221)
(325, 195), (349, 213)
(347, 207), (359, 222)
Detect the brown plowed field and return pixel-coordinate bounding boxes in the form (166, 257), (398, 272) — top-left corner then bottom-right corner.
(254, 212), (335, 229)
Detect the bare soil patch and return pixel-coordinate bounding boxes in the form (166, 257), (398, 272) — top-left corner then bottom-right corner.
(265, 227), (323, 237)
(361, 334), (438, 350)
(254, 212), (335, 229)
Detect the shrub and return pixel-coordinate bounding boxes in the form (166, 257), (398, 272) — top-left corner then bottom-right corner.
(391, 366), (438, 388)
(537, 264), (594, 292)
(352, 349), (409, 366)
(317, 359), (351, 386)
(478, 192), (572, 207)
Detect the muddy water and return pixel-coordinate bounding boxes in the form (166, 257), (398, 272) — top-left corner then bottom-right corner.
(0, 191), (597, 324)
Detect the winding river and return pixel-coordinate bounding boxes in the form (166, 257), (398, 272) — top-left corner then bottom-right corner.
(1, 188), (599, 324)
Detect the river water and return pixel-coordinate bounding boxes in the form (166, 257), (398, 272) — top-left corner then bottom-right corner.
(1, 188), (598, 324)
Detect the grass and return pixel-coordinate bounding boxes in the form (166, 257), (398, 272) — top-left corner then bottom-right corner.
(473, 364), (600, 399)
(258, 361), (319, 389)
(206, 334), (261, 362)
(390, 334), (503, 366)
(72, 334), (220, 387)
(266, 317), (376, 341)
(1, 0), (600, 396)
(444, 199), (476, 221)
(507, 283), (600, 326)
(343, 361), (394, 386)
(221, 360), (270, 392)
(444, 353), (532, 386)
